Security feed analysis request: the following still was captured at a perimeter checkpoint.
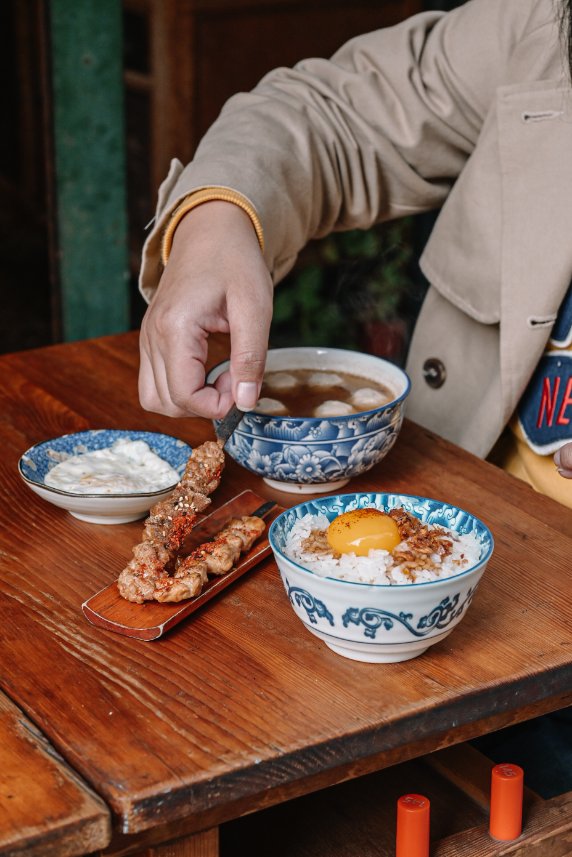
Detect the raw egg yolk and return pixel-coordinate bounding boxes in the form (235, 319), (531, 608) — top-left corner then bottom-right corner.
(326, 508), (401, 556)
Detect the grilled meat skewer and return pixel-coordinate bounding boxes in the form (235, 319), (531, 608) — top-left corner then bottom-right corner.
(152, 515), (267, 603)
(117, 440), (225, 603)
(121, 514), (266, 604)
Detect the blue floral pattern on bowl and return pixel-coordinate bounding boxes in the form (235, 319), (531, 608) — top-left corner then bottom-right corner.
(285, 580), (335, 626)
(269, 492), (494, 662)
(340, 587), (476, 639)
(224, 420), (401, 486)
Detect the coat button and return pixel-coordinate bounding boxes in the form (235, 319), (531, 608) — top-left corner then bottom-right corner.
(423, 358), (446, 389)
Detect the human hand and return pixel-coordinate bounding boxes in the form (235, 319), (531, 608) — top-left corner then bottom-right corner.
(139, 201), (273, 420)
(554, 443), (572, 478)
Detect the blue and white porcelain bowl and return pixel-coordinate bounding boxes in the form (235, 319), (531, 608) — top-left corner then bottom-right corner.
(207, 347), (410, 494)
(18, 429), (191, 525)
(269, 493), (494, 663)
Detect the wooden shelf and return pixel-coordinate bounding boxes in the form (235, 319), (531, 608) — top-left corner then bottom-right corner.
(220, 744), (572, 856)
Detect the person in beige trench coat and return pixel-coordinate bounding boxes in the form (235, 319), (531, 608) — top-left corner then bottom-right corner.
(138, 0), (572, 795)
(138, 0), (572, 481)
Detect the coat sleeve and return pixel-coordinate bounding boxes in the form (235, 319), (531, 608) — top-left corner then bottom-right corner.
(140, 0), (543, 296)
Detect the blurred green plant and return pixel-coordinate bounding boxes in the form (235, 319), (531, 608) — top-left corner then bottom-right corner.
(269, 219), (417, 351)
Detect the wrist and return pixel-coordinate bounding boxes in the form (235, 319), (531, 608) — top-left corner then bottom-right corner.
(161, 188), (264, 266)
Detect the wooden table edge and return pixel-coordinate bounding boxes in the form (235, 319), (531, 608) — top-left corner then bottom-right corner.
(105, 685), (572, 835)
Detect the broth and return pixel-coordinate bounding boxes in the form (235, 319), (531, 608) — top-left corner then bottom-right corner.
(257, 368), (396, 418)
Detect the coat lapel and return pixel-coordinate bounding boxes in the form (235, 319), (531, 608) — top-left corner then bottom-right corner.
(497, 81), (572, 424)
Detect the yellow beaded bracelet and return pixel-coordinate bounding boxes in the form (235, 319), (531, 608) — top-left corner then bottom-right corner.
(161, 188), (265, 266)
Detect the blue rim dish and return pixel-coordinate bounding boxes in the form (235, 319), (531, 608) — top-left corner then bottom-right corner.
(18, 429), (191, 498)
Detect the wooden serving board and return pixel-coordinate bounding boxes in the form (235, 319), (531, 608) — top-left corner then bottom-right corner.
(82, 490), (283, 641)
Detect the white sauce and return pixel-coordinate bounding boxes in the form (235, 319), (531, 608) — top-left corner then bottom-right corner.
(44, 438), (180, 494)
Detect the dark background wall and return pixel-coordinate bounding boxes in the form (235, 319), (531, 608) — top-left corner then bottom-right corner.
(0, 0), (464, 357)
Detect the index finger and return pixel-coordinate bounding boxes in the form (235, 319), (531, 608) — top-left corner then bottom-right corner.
(160, 333), (234, 419)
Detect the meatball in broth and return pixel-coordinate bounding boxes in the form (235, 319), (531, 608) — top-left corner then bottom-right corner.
(254, 369), (395, 418)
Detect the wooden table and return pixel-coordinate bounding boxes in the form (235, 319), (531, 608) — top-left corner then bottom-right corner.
(1, 331), (572, 856)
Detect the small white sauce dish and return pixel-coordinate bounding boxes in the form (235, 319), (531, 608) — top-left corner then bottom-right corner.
(18, 429), (191, 525)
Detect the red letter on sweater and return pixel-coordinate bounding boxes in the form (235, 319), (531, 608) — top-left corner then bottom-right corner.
(537, 376), (560, 428)
(556, 377), (572, 425)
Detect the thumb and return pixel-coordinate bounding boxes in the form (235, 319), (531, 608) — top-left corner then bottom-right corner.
(230, 322), (270, 412)
(226, 264), (273, 411)
(555, 443), (572, 477)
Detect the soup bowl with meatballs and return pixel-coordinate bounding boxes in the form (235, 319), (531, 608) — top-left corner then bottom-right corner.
(206, 347), (410, 493)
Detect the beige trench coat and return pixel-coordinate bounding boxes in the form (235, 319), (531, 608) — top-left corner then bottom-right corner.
(140, 0), (572, 458)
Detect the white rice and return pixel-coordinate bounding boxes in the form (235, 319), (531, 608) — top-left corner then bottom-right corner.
(284, 512), (482, 585)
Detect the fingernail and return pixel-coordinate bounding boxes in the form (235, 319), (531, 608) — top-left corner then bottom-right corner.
(236, 381), (259, 410)
(554, 449), (562, 468)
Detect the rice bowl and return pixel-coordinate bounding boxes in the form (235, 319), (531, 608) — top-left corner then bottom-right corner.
(269, 492), (494, 663)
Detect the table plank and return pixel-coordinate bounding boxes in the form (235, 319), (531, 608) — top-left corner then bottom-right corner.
(1, 331), (571, 838)
(0, 691), (110, 856)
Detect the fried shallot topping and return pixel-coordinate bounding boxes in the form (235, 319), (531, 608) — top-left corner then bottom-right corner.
(301, 528), (334, 556)
(387, 507), (453, 579)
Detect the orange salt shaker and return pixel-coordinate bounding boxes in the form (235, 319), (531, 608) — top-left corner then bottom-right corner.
(489, 763), (524, 841)
(396, 793), (430, 857)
